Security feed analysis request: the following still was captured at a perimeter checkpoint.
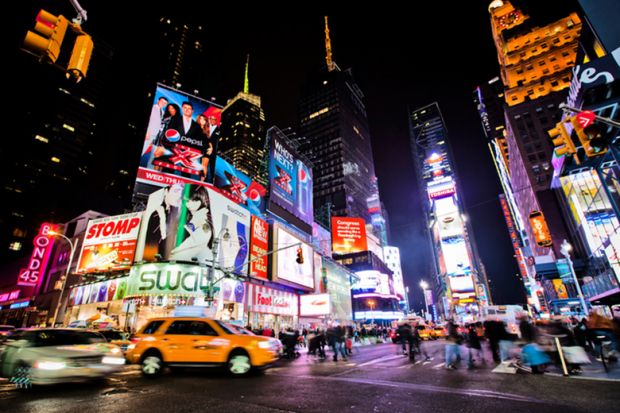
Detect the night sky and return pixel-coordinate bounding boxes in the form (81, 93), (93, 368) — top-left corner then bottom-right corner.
(10, 1), (553, 307)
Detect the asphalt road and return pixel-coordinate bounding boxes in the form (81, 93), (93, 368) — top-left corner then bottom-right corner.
(1, 340), (618, 413)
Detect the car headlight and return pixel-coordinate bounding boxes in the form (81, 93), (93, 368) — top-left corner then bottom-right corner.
(126, 344), (136, 350)
(109, 347), (121, 355)
(258, 341), (271, 349)
(35, 360), (66, 370)
(102, 356), (125, 365)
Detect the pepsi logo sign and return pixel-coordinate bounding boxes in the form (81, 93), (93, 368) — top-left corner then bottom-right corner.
(165, 129), (181, 142)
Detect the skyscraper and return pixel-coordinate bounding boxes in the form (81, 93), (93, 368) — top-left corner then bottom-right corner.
(409, 102), (490, 319)
(297, 17), (383, 234)
(218, 56), (267, 184)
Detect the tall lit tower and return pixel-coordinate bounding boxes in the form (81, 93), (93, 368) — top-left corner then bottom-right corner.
(219, 55), (267, 183)
(297, 17), (385, 239)
(409, 103), (490, 319)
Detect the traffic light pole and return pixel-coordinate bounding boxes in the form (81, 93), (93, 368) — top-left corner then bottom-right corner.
(559, 103), (620, 129)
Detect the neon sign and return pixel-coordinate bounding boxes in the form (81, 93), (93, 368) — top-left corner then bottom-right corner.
(17, 223), (60, 287)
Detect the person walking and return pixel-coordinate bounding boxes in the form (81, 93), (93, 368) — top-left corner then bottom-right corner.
(466, 324), (482, 369)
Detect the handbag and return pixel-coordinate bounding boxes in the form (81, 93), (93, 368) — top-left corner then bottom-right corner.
(562, 346), (591, 364)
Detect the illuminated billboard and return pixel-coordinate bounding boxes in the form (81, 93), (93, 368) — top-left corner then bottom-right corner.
(448, 275), (475, 294)
(331, 217), (368, 254)
(77, 213), (142, 273)
(70, 277), (129, 306)
(272, 224), (314, 289)
(135, 183), (250, 278)
(322, 257), (353, 320)
(136, 84), (223, 189)
(427, 177), (456, 200)
(440, 236), (472, 276)
(299, 293), (331, 316)
(312, 222), (332, 257)
(249, 216), (268, 279)
(529, 211), (553, 247)
(126, 263), (211, 297)
(268, 133), (313, 225)
(213, 155), (266, 217)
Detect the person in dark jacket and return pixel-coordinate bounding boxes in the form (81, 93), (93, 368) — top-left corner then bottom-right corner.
(466, 324), (482, 369)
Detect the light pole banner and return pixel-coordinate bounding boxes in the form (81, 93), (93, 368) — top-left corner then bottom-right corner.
(424, 289), (434, 306)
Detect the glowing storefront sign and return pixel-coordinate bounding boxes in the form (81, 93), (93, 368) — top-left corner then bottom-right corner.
(529, 211), (553, 247)
(0, 290), (20, 304)
(17, 223), (60, 287)
(299, 293), (331, 316)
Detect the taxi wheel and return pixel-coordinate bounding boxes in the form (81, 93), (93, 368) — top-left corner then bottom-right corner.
(227, 350), (252, 376)
(141, 351), (164, 378)
(10, 362), (32, 389)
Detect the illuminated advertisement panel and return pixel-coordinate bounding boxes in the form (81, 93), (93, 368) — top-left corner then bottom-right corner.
(125, 263), (210, 297)
(440, 236), (472, 276)
(272, 224), (314, 289)
(135, 183), (250, 278)
(434, 196), (464, 239)
(529, 211), (553, 247)
(448, 275), (475, 294)
(300, 293), (331, 316)
(312, 222), (332, 257)
(136, 84), (223, 189)
(18, 223), (60, 288)
(70, 277), (129, 306)
(77, 212), (142, 273)
(331, 217), (368, 254)
(427, 177), (456, 200)
(322, 258), (353, 320)
(249, 216), (268, 279)
(268, 133), (313, 224)
(213, 155), (266, 216)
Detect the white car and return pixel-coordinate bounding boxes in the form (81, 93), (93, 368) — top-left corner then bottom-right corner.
(0, 328), (125, 386)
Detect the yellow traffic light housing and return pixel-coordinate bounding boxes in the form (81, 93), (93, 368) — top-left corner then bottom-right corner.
(296, 247), (304, 264)
(66, 34), (93, 82)
(23, 10), (69, 63)
(570, 116), (608, 157)
(547, 120), (576, 157)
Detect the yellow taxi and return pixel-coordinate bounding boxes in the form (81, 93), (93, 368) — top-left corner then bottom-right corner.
(431, 326), (447, 339)
(415, 324), (434, 340)
(125, 317), (279, 377)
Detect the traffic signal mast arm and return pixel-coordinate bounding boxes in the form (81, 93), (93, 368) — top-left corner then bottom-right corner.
(560, 103), (620, 129)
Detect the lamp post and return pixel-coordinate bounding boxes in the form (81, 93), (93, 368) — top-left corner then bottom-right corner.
(420, 280), (429, 321)
(49, 230), (77, 327)
(206, 228), (231, 302)
(560, 239), (588, 316)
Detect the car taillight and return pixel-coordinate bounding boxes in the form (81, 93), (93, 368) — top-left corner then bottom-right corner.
(130, 337), (141, 344)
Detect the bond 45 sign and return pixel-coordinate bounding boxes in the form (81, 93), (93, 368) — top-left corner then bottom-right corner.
(17, 223), (60, 288)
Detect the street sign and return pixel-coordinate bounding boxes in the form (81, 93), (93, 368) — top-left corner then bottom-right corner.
(576, 110), (596, 128)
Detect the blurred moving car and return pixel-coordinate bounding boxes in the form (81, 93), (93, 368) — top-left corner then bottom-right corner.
(126, 317), (280, 377)
(0, 325), (15, 340)
(431, 326), (447, 339)
(0, 328), (125, 386)
(95, 329), (131, 353)
(416, 324), (434, 340)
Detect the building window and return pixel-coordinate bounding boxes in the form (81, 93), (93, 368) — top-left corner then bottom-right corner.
(9, 242), (22, 251)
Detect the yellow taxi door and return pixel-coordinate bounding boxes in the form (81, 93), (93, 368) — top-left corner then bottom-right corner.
(161, 320), (223, 363)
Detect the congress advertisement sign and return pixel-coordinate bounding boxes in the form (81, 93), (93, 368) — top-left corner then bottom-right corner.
(249, 216), (268, 279)
(76, 212), (142, 273)
(136, 84), (223, 189)
(299, 293), (331, 316)
(331, 217), (368, 254)
(135, 183), (250, 278)
(213, 155), (266, 217)
(268, 133), (313, 225)
(69, 277), (129, 306)
(272, 224), (314, 290)
(18, 223), (60, 288)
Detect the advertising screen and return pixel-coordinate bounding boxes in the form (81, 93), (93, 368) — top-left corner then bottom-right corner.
(299, 293), (331, 316)
(249, 216), (268, 279)
(322, 258), (353, 320)
(135, 183), (250, 278)
(136, 84), (223, 189)
(125, 263), (211, 297)
(213, 155), (266, 217)
(70, 277), (129, 306)
(312, 222), (332, 257)
(529, 211), (553, 247)
(77, 212), (142, 273)
(268, 133), (313, 224)
(272, 224), (314, 289)
(440, 236), (472, 276)
(331, 217), (368, 254)
(448, 275), (475, 294)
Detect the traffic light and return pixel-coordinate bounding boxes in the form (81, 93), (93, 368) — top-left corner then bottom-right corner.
(66, 34), (93, 82)
(570, 114), (608, 157)
(547, 120), (576, 157)
(23, 10), (69, 63)
(296, 247), (304, 264)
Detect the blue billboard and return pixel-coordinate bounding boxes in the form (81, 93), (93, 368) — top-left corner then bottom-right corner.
(213, 156), (266, 217)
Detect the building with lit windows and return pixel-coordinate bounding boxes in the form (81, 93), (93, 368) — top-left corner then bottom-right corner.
(219, 58), (266, 184)
(297, 17), (385, 236)
(383, 246), (408, 311)
(408, 102), (489, 320)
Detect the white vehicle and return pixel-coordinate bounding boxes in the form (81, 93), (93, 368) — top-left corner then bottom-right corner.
(481, 305), (525, 337)
(0, 328), (125, 386)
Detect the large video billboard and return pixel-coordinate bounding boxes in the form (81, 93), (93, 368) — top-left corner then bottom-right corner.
(249, 216), (268, 279)
(331, 217), (368, 254)
(213, 155), (266, 216)
(272, 224), (314, 289)
(135, 183), (250, 278)
(136, 84), (223, 189)
(77, 213), (142, 273)
(268, 134), (313, 225)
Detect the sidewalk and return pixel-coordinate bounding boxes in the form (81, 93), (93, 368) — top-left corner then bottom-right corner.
(492, 356), (620, 381)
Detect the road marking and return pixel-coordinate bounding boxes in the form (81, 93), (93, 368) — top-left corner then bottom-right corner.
(271, 373), (545, 403)
(423, 361), (431, 365)
(432, 362), (445, 369)
(415, 360), (422, 365)
(356, 354), (403, 367)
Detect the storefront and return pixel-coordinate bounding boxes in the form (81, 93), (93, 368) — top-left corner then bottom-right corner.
(245, 282), (298, 335)
(66, 275), (130, 329)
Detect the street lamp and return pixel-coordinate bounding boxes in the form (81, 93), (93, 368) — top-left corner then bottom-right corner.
(49, 230), (77, 327)
(560, 239), (589, 316)
(206, 228), (231, 301)
(419, 280), (430, 320)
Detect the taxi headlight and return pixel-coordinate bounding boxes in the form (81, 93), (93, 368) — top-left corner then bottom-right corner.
(109, 347), (121, 354)
(102, 356), (125, 365)
(258, 341), (271, 349)
(35, 360), (66, 370)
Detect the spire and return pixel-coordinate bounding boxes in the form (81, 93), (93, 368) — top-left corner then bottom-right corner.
(244, 54), (250, 94)
(324, 16), (336, 72)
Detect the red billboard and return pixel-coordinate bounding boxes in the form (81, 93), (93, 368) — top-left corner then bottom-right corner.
(331, 217), (368, 254)
(249, 216), (268, 279)
(76, 212), (142, 273)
